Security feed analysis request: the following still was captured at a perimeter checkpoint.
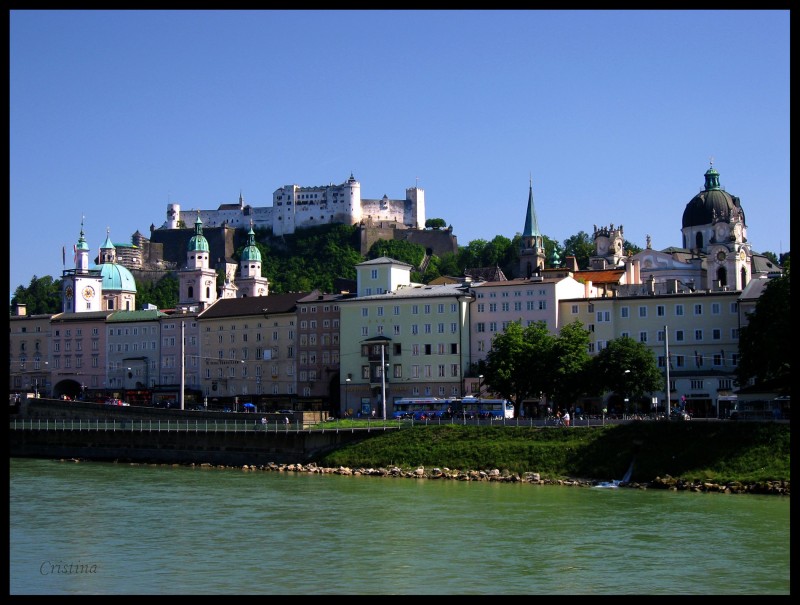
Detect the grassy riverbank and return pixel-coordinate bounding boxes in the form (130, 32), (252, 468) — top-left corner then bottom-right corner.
(316, 421), (790, 484)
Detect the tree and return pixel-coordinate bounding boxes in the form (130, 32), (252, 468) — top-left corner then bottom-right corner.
(367, 239), (425, 268)
(561, 231), (595, 269)
(590, 336), (663, 414)
(425, 218), (447, 230)
(483, 321), (555, 417)
(736, 261), (790, 387)
(10, 276), (62, 315)
(548, 321), (593, 409)
(135, 275), (178, 310)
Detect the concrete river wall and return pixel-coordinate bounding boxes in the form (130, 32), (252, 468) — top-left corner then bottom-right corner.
(9, 398), (388, 466)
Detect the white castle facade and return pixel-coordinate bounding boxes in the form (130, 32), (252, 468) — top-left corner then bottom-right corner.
(162, 173), (426, 236)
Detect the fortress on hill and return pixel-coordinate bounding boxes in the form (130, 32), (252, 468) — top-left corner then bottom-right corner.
(127, 174), (458, 283)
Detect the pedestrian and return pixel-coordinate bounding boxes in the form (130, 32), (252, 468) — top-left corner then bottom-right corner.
(284, 416), (290, 426)
(563, 410), (571, 427)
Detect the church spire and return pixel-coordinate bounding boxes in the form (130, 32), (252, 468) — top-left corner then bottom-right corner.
(522, 174), (540, 238)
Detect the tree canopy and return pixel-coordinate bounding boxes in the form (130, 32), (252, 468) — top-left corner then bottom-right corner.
(735, 260), (791, 388)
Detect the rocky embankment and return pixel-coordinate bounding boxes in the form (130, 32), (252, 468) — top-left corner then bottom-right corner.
(63, 458), (789, 496)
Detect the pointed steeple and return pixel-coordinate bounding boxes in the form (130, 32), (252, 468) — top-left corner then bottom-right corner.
(522, 175), (540, 239)
(519, 176), (546, 278)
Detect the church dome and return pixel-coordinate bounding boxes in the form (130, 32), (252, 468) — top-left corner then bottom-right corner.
(682, 165), (745, 228)
(241, 226), (261, 262)
(98, 262), (137, 292)
(188, 214), (210, 252)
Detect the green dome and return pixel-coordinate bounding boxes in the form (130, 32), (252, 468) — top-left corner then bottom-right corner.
(97, 262), (137, 292)
(241, 227), (261, 262)
(188, 214), (210, 252)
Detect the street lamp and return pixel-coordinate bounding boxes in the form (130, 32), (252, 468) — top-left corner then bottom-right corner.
(345, 377), (351, 416)
(624, 369), (631, 418)
(478, 374), (484, 397)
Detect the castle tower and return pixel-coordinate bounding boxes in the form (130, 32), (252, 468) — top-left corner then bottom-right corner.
(519, 176), (545, 278)
(406, 184), (425, 229)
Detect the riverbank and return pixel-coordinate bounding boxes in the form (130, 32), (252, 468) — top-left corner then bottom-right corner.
(82, 458), (785, 495)
(38, 421), (790, 496)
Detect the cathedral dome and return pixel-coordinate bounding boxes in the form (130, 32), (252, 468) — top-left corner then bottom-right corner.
(682, 165), (745, 229)
(240, 226), (261, 262)
(98, 262), (137, 292)
(188, 214), (210, 252)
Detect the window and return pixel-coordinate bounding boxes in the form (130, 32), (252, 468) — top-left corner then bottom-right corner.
(424, 324), (432, 334)
(675, 304), (684, 316)
(711, 302), (721, 315)
(411, 324), (418, 335)
(424, 344), (432, 355)
(450, 364), (459, 377)
(393, 325), (401, 335)
(377, 307), (384, 317)
(675, 330), (684, 342)
(450, 322), (457, 333)
(437, 343), (445, 355)
(694, 304), (703, 316)
(437, 323), (444, 333)
(695, 329), (703, 341)
(476, 323), (485, 333)
(362, 308), (369, 317)
(639, 331), (647, 343)
(412, 305), (419, 315)
(489, 303), (497, 312)
(638, 306), (647, 318)
(501, 302), (509, 312)
(424, 304), (431, 314)
(394, 306), (400, 316)
(538, 301), (547, 310)
(712, 329), (721, 340)
(477, 303), (485, 313)
(412, 344), (419, 356)
(656, 305), (665, 317)
(437, 304), (444, 313)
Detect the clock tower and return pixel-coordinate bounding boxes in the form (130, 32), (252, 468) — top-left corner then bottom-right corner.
(62, 218), (103, 313)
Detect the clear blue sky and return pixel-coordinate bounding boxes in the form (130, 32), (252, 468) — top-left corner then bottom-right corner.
(9, 10), (790, 299)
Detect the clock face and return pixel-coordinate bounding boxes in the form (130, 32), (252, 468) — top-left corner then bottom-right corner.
(739, 250), (746, 262)
(717, 251), (726, 262)
(65, 286), (74, 299)
(82, 285), (96, 300)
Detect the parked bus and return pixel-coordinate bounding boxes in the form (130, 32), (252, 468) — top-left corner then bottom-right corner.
(455, 397), (515, 419)
(392, 398), (455, 420)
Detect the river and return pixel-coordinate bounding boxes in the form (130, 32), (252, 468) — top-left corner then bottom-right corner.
(9, 458), (790, 595)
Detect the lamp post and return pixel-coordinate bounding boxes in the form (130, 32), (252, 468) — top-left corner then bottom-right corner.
(381, 344), (387, 421)
(624, 369), (631, 418)
(478, 374), (484, 397)
(345, 377), (351, 417)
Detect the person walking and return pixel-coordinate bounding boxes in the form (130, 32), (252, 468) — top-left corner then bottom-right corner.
(563, 410), (571, 427)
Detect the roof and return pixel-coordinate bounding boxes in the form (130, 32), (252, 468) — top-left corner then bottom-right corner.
(357, 256), (413, 269)
(107, 309), (168, 322)
(198, 292), (311, 319)
(340, 282), (472, 302)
